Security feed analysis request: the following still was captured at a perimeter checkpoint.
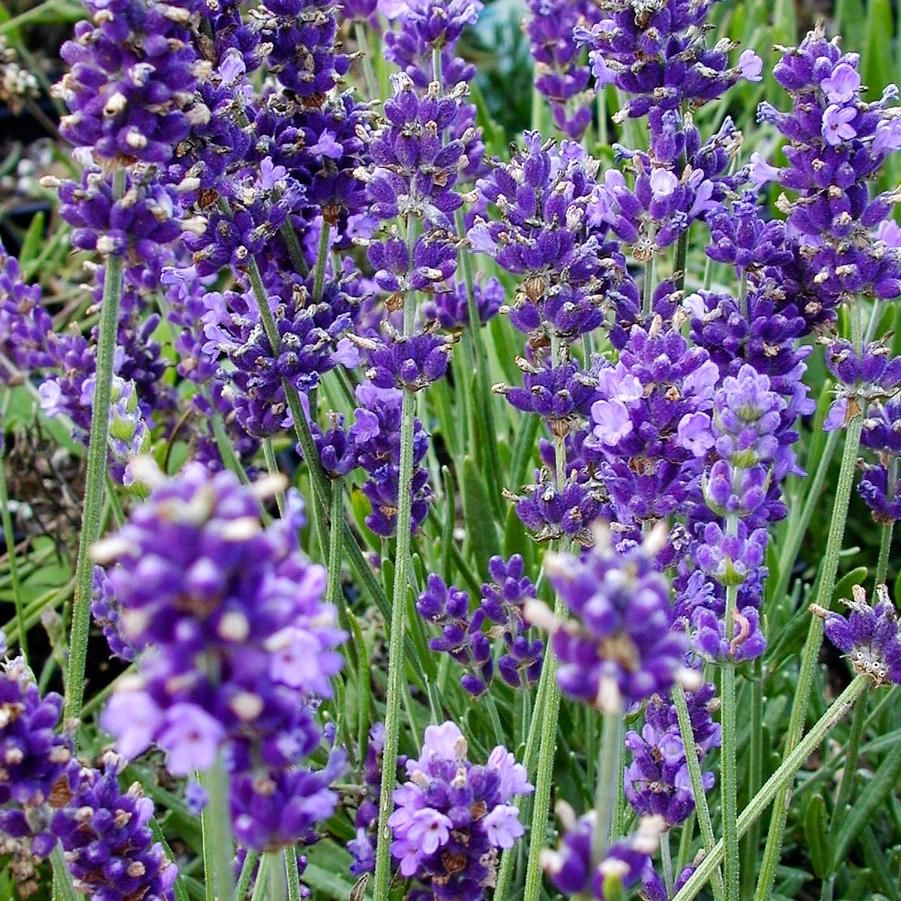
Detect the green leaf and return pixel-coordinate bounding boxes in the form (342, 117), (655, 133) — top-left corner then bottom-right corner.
(461, 455), (501, 572)
(832, 566), (869, 605)
(833, 742), (901, 867)
(862, 0), (895, 103)
(803, 794), (830, 878)
(503, 503), (531, 564)
(18, 211), (44, 266)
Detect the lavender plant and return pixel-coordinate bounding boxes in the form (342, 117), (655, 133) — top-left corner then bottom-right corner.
(0, 0), (899, 899)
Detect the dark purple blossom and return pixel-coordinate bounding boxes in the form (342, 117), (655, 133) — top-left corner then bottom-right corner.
(625, 683), (720, 827)
(51, 755), (177, 900)
(542, 805), (664, 900)
(817, 585), (901, 686)
(58, 0), (201, 163)
(528, 527), (687, 711)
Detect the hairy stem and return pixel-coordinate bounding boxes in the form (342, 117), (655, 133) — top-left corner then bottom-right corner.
(721, 585), (739, 899)
(673, 684), (725, 901)
(754, 413), (864, 901)
(0, 441), (27, 663)
(591, 711), (623, 866)
(674, 676), (869, 901)
(64, 167), (126, 722)
(200, 757), (235, 901)
(372, 232), (419, 900)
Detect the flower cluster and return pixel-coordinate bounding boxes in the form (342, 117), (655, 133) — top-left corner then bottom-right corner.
(577, 0), (762, 121)
(388, 722), (532, 897)
(57, 0), (202, 164)
(542, 804), (665, 900)
(755, 27), (901, 322)
(416, 554), (543, 696)
(624, 683), (720, 827)
(859, 399), (901, 522)
(0, 659), (176, 899)
(94, 462), (345, 850)
(526, 0), (599, 139)
(816, 585), (901, 687)
(528, 526), (686, 711)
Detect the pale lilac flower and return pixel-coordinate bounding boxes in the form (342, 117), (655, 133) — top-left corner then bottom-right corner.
(591, 399), (634, 445)
(101, 690), (162, 760)
(483, 805), (524, 849)
(157, 704), (225, 776)
(748, 152), (781, 187)
(738, 50), (763, 82)
(822, 104), (857, 145)
(650, 169), (679, 201)
(821, 63), (861, 103)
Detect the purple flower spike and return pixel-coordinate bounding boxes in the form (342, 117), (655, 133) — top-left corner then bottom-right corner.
(542, 804), (665, 900)
(388, 722), (532, 895)
(625, 683), (721, 827)
(816, 585), (901, 686)
(94, 461), (345, 848)
(529, 525), (687, 712)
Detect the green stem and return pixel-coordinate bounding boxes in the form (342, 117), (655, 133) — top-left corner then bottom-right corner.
(235, 850), (258, 899)
(372, 240), (419, 900)
(353, 21), (380, 99)
(673, 684), (725, 901)
(200, 757), (235, 901)
(661, 831), (674, 898)
(754, 413), (864, 901)
(674, 228), (688, 293)
(874, 458), (895, 586)
(285, 849), (303, 901)
(0, 446), (27, 662)
(266, 851), (286, 901)
(591, 712), (623, 866)
(249, 853), (271, 901)
(312, 222), (330, 303)
(721, 585), (739, 899)
(263, 440), (286, 517)
(741, 660), (764, 899)
(64, 167), (126, 723)
(51, 843), (78, 901)
(875, 522), (893, 588)
(673, 676), (869, 901)
(827, 692), (867, 849)
(494, 660), (549, 899)
(522, 596), (563, 901)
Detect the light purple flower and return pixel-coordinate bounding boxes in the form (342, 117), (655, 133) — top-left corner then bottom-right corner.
(309, 130), (344, 160)
(748, 152), (781, 187)
(259, 157), (288, 191)
(821, 63), (861, 103)
(483, 805), (524, 849)
(591, 399), (634, 445)
(738, 50), (763, 82)
(876, 220), (901, 248)
(822, 104), (857, 145)
(101, 690), (162, 760)
(678, 411), (715, 457)
(649, 169), (679, 201)
(157, 704), (225, 776)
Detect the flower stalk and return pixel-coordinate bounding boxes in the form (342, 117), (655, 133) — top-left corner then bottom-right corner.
(372, 234), (418, 901)
(675, 675), (870, 901)
(64, 166), (125, 723)
(754, 412), (865, 901)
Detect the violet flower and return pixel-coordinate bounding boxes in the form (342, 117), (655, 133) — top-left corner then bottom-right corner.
(816, 585), (901, 686)
(387, 722), (532, 897)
